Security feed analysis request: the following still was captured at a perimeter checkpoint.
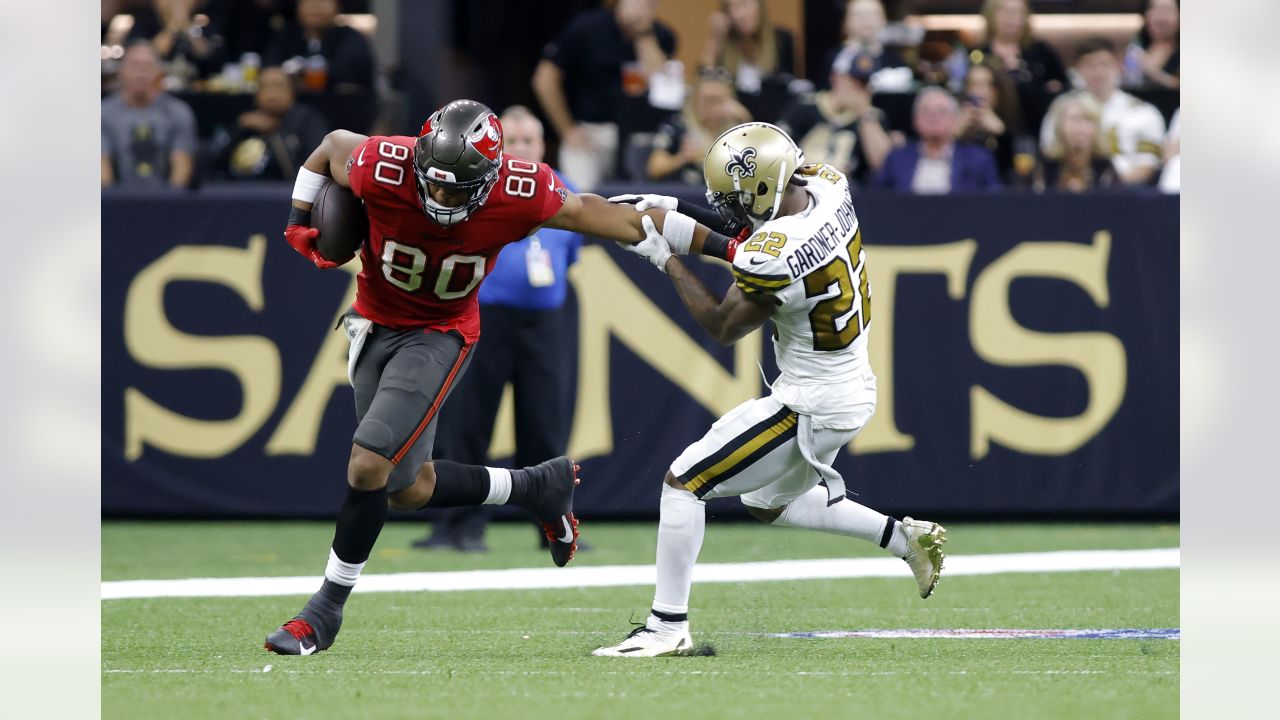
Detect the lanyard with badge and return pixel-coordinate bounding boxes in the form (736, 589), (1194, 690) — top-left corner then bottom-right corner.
(525, 235), (555, 287)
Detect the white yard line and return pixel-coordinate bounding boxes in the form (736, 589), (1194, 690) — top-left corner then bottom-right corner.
(101, 547), (1178, 600)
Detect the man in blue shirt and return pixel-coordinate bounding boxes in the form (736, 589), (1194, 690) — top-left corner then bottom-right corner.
(413, 106), (584, 552)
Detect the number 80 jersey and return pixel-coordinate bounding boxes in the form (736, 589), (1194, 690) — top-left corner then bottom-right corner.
(729, 164), (876, 427)
(347, 135), (568, 342)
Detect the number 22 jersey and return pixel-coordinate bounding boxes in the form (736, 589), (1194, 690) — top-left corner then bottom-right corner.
(729, 164), (876, 429)
(345, 135), (568, 342)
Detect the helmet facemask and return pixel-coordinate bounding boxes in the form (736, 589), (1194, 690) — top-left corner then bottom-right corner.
(414, 163), (499, 226)
(706, 166), (789, 232)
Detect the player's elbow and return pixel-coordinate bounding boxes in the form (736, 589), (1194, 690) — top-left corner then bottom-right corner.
(712, 324), (739, 347)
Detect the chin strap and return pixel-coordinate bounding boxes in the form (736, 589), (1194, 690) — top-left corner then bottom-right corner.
(767, 161), (788, 223)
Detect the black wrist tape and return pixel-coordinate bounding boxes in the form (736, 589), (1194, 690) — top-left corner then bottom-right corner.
(701, 231), (735, 261)
(288, 206), (312, 227)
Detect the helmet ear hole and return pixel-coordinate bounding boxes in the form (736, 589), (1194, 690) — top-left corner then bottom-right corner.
(757, 181), (768, 196)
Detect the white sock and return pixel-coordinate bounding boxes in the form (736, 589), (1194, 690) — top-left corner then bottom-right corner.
(324, 547), (365, 587)
(650, 483), (706, 617)
(772, 486), (908, 557)
(482, 467), (511, 505)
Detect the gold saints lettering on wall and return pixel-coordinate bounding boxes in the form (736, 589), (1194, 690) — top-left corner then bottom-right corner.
(120, 232), (1127, 463)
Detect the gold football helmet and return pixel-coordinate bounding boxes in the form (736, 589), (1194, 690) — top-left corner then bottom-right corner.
(702, 122), (804, 230)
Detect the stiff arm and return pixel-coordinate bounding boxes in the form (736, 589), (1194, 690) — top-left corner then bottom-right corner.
(540, 192), (729, 257)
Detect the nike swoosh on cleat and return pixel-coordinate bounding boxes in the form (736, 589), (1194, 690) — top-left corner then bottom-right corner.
(557, 516), (574, 544)
(299, 640), (316, 656)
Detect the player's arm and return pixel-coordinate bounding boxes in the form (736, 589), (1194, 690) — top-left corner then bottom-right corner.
(292, 129), (368, 212)
(284, 129), (367, 269)
(542, 191), (739, 261)
(663, 257), (774, 346)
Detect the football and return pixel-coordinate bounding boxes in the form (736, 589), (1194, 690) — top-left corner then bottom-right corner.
(311, 180), (368, 262)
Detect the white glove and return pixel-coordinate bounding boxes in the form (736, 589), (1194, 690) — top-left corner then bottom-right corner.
(619, 215), (673, 272)
(607, 193), (678, 212)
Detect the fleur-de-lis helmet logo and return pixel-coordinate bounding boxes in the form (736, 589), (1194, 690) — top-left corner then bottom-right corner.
(724, 146), (757, 180)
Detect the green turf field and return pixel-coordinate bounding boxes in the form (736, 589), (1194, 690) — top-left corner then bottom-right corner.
(102, 521), (1179, 719)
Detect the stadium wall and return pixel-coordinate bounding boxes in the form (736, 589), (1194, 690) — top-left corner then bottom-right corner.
(102, 186), (1178, 519)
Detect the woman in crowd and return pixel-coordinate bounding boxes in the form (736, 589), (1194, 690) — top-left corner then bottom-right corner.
(1123, 0), (1179, 90)
(1036, 91), (1117, 193)
(647, 67), (751, 185)
(970, 0), (1066, 135)
(700, 0), (795, 97)
(824, 0), (908, 87)
(955, 57), (1022, 181)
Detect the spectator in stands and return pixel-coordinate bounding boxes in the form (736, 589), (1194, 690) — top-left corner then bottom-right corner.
(1040, 37), (1166, 186)
(412, 106), (585, 554)
(699, 0), (795, 96)
(972, 0), (1066, 94)
(954, 57), (1022, 180)
(969, 0), (1066, 135)
(875, 86), (1001, 193)
(222, 66), (330, 181)
(824, 0), (908, 88)
(647, 67), (751, 185)
(264, 0), (375, 93)
(102, 41), (197, 189)
(1123, 0), (1179, 90)
(779, 50), (892, 186)
(1159, 108), (1179, 193)
(532, 0), (678, 191)
(125, 0), (225, 84)
(1035, 92), (1116, 193)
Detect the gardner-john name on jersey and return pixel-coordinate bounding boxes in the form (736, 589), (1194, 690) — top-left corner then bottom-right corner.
(785, 196), (857, 278)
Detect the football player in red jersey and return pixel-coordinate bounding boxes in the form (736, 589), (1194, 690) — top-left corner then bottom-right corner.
(265, 99), (745, 655)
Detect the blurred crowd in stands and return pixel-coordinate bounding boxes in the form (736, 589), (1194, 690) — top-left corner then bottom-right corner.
(101, 0), (1180, 194)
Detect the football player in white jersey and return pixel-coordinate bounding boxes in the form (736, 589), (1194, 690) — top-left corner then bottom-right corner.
(594, 122), (947, 658)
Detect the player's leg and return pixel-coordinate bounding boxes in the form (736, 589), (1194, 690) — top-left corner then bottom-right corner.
(594, 398), (799, 657)
(388, 455), (582, 566)
(413, 320), (510, 551)
(265, 328), (470, 655)
(385, 316), (580, 567)
(740, 422), (948, 599)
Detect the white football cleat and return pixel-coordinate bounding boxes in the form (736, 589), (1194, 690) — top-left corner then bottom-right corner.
(592, 622), (694, 657)
(900, 517), (948, 599)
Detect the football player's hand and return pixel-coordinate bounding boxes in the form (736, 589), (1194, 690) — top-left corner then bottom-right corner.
(607, 193), (678, 212)
(620, 215), (674, 272)
(284, 224), (340, 270)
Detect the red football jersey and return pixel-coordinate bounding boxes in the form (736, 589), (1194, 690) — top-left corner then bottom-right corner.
(345, 135), (568, 342)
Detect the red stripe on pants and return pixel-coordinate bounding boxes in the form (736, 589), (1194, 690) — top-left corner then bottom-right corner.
(391, 343), (472, 465)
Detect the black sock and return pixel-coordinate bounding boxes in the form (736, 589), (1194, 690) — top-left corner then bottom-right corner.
(425, 460), (490, 508)
(331, 485), (388, 565)
(651, 608), (688, 623)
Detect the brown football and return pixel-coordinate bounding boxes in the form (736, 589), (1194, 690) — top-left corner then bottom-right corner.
(311, 180), (368, 262)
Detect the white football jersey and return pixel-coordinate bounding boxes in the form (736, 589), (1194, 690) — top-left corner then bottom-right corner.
(730, 164), (876, 429)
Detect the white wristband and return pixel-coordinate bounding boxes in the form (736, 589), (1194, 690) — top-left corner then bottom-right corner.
(662, 210), (696, 255)
(292, 167), (328, 204)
